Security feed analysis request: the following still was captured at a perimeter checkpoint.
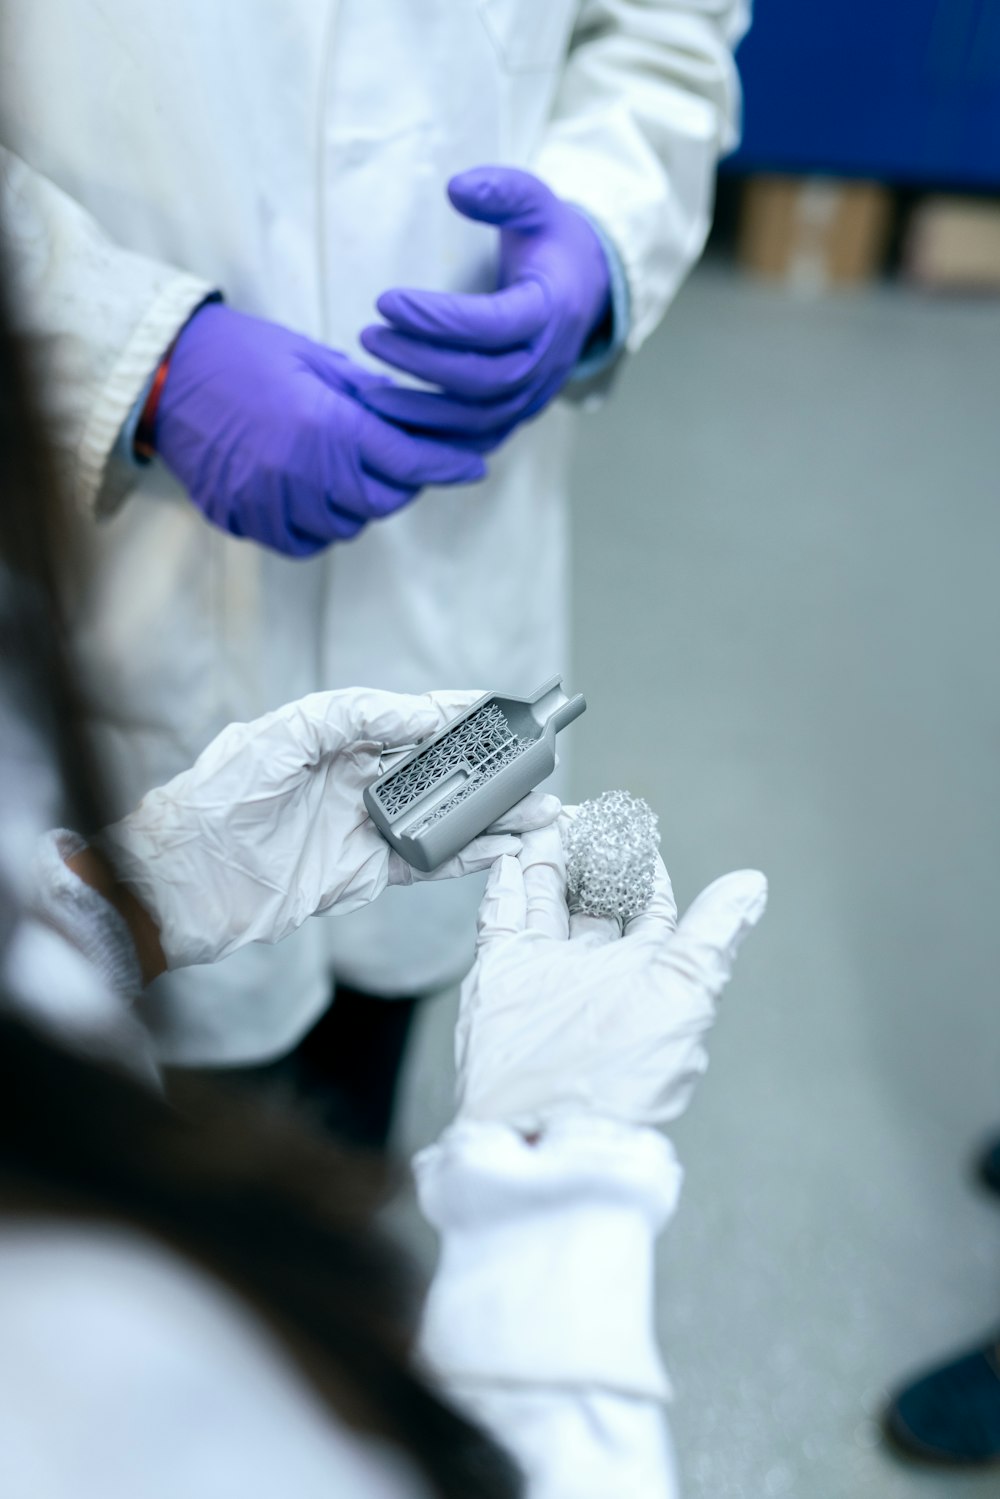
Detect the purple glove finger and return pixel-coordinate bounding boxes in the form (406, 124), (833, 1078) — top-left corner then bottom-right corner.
(224, 503), (327, 557)
(447, 165), (556, 231)
(355, 410), (487, 488)
(154, 302), (482, 558)
(439, 428), (521, 456)
(286, 503), (367, 546)
(392, 422), (522, 457)
(375, 280), (549, 351)
(360, 382), (528, 437)
(355, 473), (422, 521)
(223, 482), (367, 555)
(508, 367), (570, 426)
(294, 403), (423, 522)
(364, 166), (612, 450)
(298, 342), (396, 398)
(360, 369), (565, 445)
(360, 323), (544, 400)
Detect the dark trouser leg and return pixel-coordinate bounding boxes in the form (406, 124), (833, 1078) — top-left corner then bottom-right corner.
(292, 986), (419, 1150)
(176, 987), (420, 1153)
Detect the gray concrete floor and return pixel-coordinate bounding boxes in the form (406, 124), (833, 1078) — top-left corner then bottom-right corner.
(394, 262), (1000, 1497)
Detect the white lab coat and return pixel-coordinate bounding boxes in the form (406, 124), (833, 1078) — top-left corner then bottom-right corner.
(0, 0), (746, 1063)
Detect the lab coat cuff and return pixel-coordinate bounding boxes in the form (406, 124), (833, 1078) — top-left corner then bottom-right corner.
(81, 274), (217, 518)
(566, 208), (631, 392)
(530, 140), (652, 351)
(114, 291), (225, 472)
(113, 368), (157, 472)
(414, 1116), (680, 1401)
(532, 125), (718, 353)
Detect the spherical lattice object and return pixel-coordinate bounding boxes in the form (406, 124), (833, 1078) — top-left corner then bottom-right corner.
(564, 790), (660, 925)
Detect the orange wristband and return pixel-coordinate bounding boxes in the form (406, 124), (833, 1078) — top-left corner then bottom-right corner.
(133, 341), (177, 460)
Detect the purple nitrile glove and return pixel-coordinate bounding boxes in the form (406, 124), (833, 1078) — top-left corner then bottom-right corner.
(358, 166), (612, 452)
(153, 303), (487, 558)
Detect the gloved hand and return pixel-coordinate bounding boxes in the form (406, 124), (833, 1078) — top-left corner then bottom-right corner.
(153, 303), (487, 557)
(359, 167), (612, 451)
(97, 689), (560, 972)
(455, 823), (767, 1133)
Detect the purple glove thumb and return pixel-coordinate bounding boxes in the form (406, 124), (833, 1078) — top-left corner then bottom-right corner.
(447, 165), (554, 233)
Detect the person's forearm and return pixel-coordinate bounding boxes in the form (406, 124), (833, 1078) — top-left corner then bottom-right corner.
(65, 845), (166, 985)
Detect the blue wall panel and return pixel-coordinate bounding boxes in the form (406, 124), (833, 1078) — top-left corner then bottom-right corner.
(728, 0), (1000, 188)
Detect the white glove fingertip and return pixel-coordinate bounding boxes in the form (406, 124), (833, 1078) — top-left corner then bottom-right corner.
(518, 822), (566, 870)
(687, 869), (768, 942)
(301, 688), (441, 756)
(624, 853), (678, 939)
(557, 804), (580, 834)
(424, 687), (490, 726)
(510, 825), (569, 939)
(414, 833), (521, 884)
(465, 833), (522, 865)
(667, 869), (768, 990)
(487, 790), (562, 835)
(568, 909), (620, 945)
(475, 852), (528, 950)
(386, 850), (415, 888)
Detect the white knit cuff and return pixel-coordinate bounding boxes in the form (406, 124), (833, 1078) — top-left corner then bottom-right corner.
(30, 830), (143, 1002)
(83, 273), (217, 517)
(414, 1117), (680, 1401)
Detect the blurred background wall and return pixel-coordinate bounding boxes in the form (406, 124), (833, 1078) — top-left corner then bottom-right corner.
(724, 0), (1000, 294)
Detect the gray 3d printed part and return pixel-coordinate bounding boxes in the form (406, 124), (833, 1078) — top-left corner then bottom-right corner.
(364, 676), (586, 873)
(564, 790), (660, 926)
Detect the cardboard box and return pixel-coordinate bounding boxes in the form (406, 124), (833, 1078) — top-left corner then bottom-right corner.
(738, 176), (893, 290)
(904, 196), (1000, 291)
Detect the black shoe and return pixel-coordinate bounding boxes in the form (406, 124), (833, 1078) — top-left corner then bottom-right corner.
(976, 1135), (1000, 1197)
(883, 1339), (1000, 1466)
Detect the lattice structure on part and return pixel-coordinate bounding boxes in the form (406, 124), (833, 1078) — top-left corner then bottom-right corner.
(565, 790), (660, 925)
(374, 702), (531, 831)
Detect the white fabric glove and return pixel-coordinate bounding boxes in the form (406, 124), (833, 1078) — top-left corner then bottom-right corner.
(98, 689), (560, 971)
(455, 821), (767, 1132)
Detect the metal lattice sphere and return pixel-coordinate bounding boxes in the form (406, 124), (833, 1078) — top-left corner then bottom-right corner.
(564, 790), (660, 925)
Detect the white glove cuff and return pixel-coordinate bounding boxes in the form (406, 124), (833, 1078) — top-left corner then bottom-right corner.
(30, 830), (143, 1002)
(96, 813), (218, 971)
(414, 1117), (681, 1401)
(9, 830), (158, 1082)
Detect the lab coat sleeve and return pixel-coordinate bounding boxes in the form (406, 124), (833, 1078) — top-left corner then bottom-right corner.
(0, 147), (214, 516)
(413, 1116), (684, 1499)
(533, 0), (750, 350)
